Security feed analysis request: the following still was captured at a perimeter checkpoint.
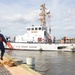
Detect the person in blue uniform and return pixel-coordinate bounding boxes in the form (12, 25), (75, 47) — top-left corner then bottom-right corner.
(0, 32), (7, 60)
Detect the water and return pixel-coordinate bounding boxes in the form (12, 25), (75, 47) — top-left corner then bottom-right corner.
(5, 50), (75, 75)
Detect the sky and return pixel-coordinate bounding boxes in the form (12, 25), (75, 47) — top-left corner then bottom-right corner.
(0, 0), (75, 39)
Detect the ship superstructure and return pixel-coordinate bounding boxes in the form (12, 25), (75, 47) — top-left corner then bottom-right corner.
(15, 4), (52, 43)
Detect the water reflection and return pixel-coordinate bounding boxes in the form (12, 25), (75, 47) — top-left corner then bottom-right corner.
(5, 50), (75, 75)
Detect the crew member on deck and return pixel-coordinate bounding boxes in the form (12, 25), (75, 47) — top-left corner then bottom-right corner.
(0, 31), (7, 60)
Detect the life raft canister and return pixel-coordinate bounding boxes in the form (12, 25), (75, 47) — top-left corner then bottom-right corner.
(70, 45), (75, 50)
(0, 36), (3, 42)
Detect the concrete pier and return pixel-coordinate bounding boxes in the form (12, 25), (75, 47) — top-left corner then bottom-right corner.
(0, 54), (41, 75)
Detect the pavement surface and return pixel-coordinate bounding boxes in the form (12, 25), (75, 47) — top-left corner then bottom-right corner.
(0, 66), (12, 75)
(0, 55), (41, 75)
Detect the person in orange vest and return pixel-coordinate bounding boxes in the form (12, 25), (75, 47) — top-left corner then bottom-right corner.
(0, 31), (7, 60)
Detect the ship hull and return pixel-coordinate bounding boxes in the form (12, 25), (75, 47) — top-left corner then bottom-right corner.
(5, 42), (75, 51)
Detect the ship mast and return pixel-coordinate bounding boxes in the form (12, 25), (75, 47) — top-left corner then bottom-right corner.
(39, 4), (50, 26)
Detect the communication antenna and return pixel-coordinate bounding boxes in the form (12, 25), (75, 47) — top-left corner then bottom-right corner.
(39, 3), (50, 26)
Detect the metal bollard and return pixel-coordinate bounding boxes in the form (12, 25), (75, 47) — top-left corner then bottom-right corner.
(26, 57), (35, 69)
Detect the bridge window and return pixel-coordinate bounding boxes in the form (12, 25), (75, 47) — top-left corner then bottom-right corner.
(32, 28), (34, 30)
(27, 28), (30, 30)
(39, 27), (41, 30)
(35, 28), (37, 30)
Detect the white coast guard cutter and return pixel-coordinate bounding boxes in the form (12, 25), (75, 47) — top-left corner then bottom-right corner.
(5, 4), (75, 51)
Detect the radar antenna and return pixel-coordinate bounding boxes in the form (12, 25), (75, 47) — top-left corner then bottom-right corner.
(39, 4), (50, 26)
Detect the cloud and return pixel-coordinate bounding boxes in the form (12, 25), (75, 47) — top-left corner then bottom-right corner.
(64, 26), (75, 30)
(1, 10), (40, 24)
